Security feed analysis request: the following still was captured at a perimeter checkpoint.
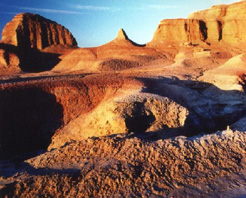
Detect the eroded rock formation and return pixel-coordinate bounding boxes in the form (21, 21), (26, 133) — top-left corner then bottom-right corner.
(149, 1), (246, 46)
(0, 13), (78, 72)
(1, 13), (77, 50)
(53, 28), (173, 72)
(150, 19), (208, 45)
(1, 1), (246, 197)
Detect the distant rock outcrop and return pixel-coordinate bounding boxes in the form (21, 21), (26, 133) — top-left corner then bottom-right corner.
(116, 28), (129, 40)
(149, 1), (246, 46)
(1, 13), (77, 50)
(114, 28), (143, 46)
(150, 19), (208, 45)
(53, 28), (172, 72)
(0, 13), (77, 72)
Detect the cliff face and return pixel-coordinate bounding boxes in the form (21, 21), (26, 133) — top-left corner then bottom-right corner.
(150, 1), (246, 46)
(189, 1), (246, 45)
(1, 13), (77, 50)
(150, 19), (208, 45)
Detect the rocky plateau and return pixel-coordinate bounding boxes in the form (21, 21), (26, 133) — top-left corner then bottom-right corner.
(1, 1), (246, 197)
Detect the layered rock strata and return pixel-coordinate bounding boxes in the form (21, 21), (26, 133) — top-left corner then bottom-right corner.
(1, 13), (77, 50)
(149, 1), (246, 46)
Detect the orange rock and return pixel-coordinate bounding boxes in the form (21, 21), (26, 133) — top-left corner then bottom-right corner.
(150, 1), (246, 46)
(149, 19), (208, 46)
(189, 1), (246, 45)
(1, 13), (77, 50)
(54, 28), (173, 72)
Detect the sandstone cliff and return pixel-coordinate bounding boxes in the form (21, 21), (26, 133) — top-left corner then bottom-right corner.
(149, 1), (246, 46)
(1, 13), (77, 50)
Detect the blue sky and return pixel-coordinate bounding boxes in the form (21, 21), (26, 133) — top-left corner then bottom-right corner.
(0, 0), (240, 47)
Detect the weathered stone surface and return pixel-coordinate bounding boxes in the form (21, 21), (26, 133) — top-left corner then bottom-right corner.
(150, 1), (246, 46)
(189, 1), (246, 45)
(150, 19), (208, 45)
(1, 13), (77, 50)
(0, 49), (8, 67)
(48, 93), (189, 150)
(199, 54), (246, 91)
(1, 129), (246, 197)
(0, 74), (127, 159)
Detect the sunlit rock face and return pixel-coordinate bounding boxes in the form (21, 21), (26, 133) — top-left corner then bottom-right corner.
(1, 13), (77, 50)
(0, 13), (77, 72)
(149, 1), (246, 46)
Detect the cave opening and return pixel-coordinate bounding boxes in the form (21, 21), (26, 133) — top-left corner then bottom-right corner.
(125, 103), (155, 134)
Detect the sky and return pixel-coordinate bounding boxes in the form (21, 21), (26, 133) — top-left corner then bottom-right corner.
(0, 0), (241, 47)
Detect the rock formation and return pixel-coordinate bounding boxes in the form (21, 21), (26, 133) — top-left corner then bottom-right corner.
(53, 28), (172, 72)
(1, 13), (77, 50)
(0, 13), (78, 72)
(0, 45), (20, 70)
(150, 19), (208, 45)
(116, 28), (129, 40)
(149, 1), (246, 46)
(2, 1), (246, 197)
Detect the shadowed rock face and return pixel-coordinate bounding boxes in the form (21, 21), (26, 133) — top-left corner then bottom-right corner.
(0, 43), (61, 72)
(1, 13), (77, 50)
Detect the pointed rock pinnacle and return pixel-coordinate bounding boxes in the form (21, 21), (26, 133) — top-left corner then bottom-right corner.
(117, 28), (129, 40)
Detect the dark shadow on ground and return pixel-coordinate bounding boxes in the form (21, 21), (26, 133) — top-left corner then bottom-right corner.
(0, 87), (64, 160)
(0, 43), (61, 72)
(0, 73), (90, 85)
